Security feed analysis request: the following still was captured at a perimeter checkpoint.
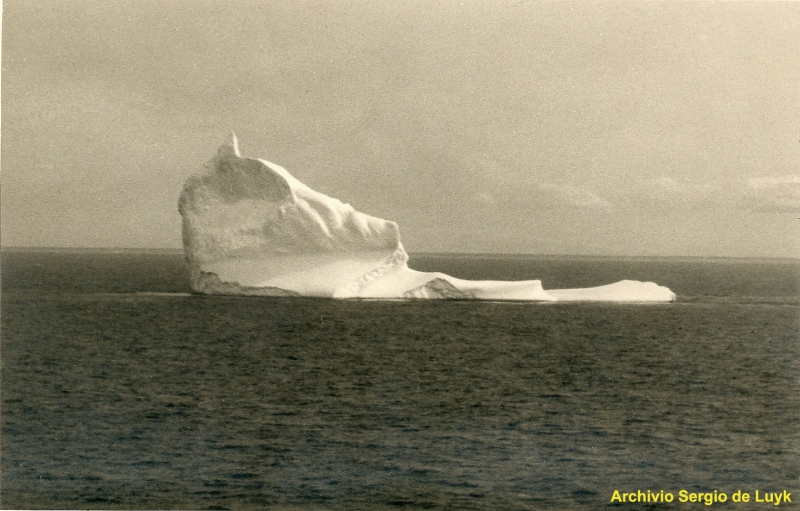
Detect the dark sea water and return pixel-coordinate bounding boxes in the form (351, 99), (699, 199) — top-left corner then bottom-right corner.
(2, 250), (798, 510)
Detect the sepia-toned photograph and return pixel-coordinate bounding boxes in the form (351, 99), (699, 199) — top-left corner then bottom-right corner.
(1, 1), (798, 509)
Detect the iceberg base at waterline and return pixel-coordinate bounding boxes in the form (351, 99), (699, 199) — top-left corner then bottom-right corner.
(178, 134), (676, 302)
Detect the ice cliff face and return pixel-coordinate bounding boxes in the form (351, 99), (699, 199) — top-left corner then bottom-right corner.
(179, 134), (676, 302)
(179, 133), (409, 297)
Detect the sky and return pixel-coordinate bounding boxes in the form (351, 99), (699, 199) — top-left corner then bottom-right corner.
(2, 0), (798, 258)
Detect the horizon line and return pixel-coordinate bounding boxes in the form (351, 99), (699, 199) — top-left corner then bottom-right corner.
(1, 245), (797, 263)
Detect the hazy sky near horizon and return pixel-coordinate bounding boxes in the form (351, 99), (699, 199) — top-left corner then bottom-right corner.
(2, 1), (799, 257)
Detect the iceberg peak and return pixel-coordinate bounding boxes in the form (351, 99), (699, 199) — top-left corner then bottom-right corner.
(179, 135), (676, 302)
(218, 130), (241, 159)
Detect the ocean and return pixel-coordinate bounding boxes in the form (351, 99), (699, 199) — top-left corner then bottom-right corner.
(2, 250), (798, 510)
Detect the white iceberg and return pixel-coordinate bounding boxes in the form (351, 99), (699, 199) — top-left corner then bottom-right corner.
(178, 134), (676, 302)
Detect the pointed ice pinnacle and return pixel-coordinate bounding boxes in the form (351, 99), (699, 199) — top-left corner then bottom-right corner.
(218, 130), (240, 158)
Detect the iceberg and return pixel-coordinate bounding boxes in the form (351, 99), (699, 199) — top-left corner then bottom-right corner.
(178, 134), (676, 302)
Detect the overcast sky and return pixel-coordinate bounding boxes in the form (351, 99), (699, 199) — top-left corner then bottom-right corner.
(2, 1), (798, 257)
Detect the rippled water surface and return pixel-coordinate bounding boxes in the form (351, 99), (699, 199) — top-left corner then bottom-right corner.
(2, 251), (798, 509)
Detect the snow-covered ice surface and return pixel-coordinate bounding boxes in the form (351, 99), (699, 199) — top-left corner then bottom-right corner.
(178, 134), (675, 302)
